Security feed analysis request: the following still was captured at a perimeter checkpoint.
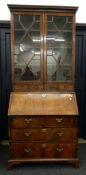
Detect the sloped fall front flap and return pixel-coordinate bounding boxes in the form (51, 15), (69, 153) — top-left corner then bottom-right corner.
(8, 92), (78, 116)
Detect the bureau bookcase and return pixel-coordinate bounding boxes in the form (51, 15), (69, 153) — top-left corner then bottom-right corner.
(8, 5), (79, 169)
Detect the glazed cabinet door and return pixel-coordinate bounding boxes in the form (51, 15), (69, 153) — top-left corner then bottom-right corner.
(12, 13), (44, 91)
(44, 14), (75, 91)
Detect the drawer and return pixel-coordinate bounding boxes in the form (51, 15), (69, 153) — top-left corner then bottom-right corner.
(44, 128), (77, 142)
(10, 143), (77, 159)
(44, 143), (77, 158)
(10, 128), (46, 141)
(10, 128), (77, 142)
(10, 143), (42, 159)
(46, 116), (77, 127)
(10, 116), (45, 128)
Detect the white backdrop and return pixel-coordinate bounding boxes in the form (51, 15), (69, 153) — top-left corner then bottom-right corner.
(0, 0), (86, 23)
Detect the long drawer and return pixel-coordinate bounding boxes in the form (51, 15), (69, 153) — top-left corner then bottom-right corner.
(10, 128), (77, 142)
(10, 116), (77, 128)
(10, 143), (77, 159)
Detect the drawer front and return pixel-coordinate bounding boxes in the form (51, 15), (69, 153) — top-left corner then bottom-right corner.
(10, 128), (46, 141)
(10, 143), (77, 159)
(10, 128), (77, 142)
(44, 143), (77, 158)
(10, 116), (45, 128)
(46, 116), (77, 127)
(10, 143), (42, 159)
(9, 116), (77, 128)
(44, 128), (77, 142)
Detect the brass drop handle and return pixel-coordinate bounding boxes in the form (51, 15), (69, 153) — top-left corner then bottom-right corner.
(56, 118), (63, 123)
(24, 148), (31, 153)
(56, 147), (63, 153)
(24, 132), (31, 137)
(56, 132), (64, 137)
(42, 128), (47, 133)
(42, 144), (47, 148)
(24, 118), (32, 124)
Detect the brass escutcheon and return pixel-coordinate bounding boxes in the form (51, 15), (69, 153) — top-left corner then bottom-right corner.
(56, 118), (63, 123)
(24, 132), (31, 137)
(56, 147), (63, 153)
(56, 132), (64, 137)
(24, 148), (31, 153)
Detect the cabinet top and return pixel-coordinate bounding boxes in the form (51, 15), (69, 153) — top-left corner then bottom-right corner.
(8, 92), (78, 115)
(8, 4), (78, 13)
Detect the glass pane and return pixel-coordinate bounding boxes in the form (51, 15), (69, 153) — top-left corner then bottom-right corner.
(46, 16), (72, 81)
(14, 15), (41, 81)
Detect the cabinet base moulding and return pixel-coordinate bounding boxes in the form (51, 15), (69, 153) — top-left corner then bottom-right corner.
(7, 158), (80, 170)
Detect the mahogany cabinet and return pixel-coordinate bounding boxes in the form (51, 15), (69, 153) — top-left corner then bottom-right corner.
(7, 5), (79, 169)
